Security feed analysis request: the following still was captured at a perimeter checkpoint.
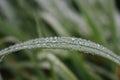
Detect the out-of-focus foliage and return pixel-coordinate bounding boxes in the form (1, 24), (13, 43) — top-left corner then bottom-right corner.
(0, 0), (120, 80)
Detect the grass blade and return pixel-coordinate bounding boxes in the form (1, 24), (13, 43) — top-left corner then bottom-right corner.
(0, 37), (120, 65)
(69, 51), (102, 80)
(38, 53), (78, 80)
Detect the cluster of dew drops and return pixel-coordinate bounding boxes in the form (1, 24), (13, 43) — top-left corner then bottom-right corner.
(0, 37), (119, 64)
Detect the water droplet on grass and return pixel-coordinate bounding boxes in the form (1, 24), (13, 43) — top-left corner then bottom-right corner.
(71, 38), (75, 40)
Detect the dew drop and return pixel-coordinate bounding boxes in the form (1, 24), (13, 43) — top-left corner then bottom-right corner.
(52, 40), (56, 43)
(71, 38), (75, 41)
(45, 38), (49, 42)
(42, 43), (46, 46)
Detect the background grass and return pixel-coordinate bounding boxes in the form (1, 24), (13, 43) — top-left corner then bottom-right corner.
(0, 0), (120, 80)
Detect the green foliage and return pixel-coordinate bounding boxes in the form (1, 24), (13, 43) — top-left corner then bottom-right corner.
(0, 0), (120, 80)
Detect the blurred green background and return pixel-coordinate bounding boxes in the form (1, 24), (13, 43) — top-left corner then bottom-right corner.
(0, 0), (120, 80)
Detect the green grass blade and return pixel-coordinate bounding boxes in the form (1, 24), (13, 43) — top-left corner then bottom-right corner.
(69, 51), (102, 80)
(0, 37), (120, 65)
(38, 53), (78, 80)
